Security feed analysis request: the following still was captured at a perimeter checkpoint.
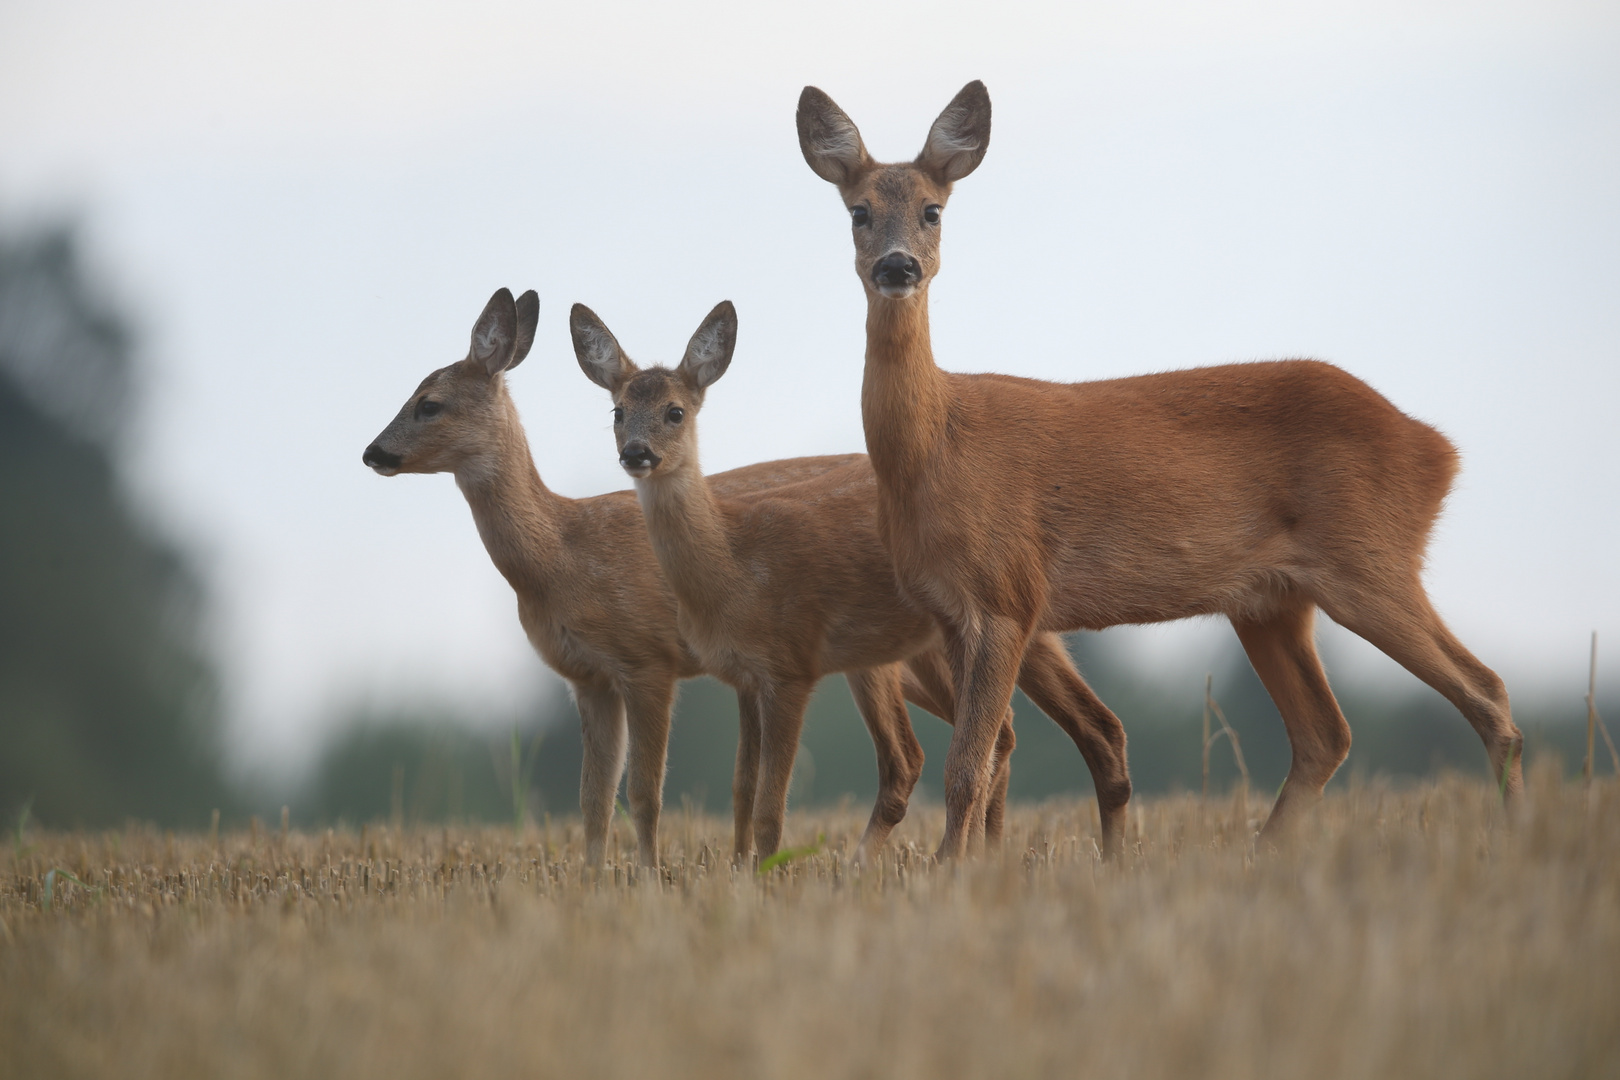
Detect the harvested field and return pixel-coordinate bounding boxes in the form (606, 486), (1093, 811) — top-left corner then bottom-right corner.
(3, 769), (1617, 1079)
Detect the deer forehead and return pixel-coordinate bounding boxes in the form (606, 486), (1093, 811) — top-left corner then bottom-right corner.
(619, 369), (691, 410)
(411, 365), (458, 398)
(854, 166), (946, 210)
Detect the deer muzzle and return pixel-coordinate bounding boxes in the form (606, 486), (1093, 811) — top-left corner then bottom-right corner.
(619, 441), (662, 478)
(871, 251), (922, 297)
(363, 443), (403, 476)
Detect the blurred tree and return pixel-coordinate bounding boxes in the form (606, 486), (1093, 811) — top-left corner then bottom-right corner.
(298, 691), (577, 828)
(0, 225), (233, 827)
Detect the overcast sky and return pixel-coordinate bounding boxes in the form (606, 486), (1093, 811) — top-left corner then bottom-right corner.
(3, 1), (1616, 774)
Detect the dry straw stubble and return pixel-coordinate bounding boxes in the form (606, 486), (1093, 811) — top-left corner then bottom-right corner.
(2, 770), (1617, 1080)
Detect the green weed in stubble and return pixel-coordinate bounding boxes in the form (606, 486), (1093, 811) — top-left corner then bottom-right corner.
(41, 867), (101, 912)
(12, 799), (33, 860)
(1499, 742), (1518, 805)
(757, 833), (825, 876)
(509, 727), (544, 834)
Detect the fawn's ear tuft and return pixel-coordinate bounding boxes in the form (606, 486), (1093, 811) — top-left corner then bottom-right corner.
(797, 86), (871, 186)
(570, 303), (636, 392)
(471, 288), (519, 377)
(917, 80), (991, 184)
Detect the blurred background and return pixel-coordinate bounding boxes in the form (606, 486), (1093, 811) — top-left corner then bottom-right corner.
(1, 1), (1615, 828)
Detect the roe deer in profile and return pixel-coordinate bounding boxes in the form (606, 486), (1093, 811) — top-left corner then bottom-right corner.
(363, 288), (870, 866)
(572, 300), (1133, 858)
(797, 81), (1521, 856)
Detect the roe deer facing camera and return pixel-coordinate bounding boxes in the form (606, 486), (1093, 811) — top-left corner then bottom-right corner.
(572, 300), (1132, 858)
(797, 81), (1521, 857)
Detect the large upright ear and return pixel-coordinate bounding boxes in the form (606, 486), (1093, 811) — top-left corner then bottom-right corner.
(507, 290), (540, 370)
(797, 86), (871, 186)
(678, 301), (736, 391)
(570, 304), (636, 392)
(471, 288), (519, 376)
(917, 80), (991, 183)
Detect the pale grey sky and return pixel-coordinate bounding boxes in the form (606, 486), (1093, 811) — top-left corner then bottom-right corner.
(3, 1), (1616, 772)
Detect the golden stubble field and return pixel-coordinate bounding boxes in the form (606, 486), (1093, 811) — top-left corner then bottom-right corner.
(3, 769), (1617, 1080)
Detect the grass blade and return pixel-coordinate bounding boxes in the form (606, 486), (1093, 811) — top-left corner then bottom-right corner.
(757, 833), (825, 876)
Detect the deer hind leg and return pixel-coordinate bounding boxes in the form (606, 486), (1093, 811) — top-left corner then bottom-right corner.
(1231, 602), (1351, 837)
(938, 615), (1032, 860)
(845, 664), (925, 862)
(1016, 632), (1131, 857)
(621, 679), (676, 868)
(900, 649), (1014, 845)
(573, 680), (629, 868)
(732, 691), (763, 860)
(748, 680), (815, 859)
(1317, 574), (1521, 798)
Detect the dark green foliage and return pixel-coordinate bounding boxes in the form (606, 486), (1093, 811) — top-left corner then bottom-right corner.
(0, 227), (232, 828)
(300, 709), (519, 826)
(296, 690), (580, 828)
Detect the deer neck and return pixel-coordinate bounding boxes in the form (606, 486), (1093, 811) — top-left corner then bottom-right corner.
(863, 289), (950, 491)
(634, 457), (747, 623)
(453, 394), (566, 595)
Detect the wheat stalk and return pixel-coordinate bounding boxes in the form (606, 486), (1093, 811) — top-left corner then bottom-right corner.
(1203, 673), (1251, 795)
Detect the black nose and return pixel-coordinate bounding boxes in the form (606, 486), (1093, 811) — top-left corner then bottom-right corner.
(872, 252), (921, 289)
(620, 441), (662, 472)
(363, 444), (402, 471)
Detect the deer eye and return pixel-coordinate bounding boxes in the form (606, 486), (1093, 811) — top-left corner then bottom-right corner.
(850, 206), (870, 227)
(612, 406), (624, 424)
(666, 406), (685, 424)
(416, 398), (442, 420)
(923, 205), (942, 225)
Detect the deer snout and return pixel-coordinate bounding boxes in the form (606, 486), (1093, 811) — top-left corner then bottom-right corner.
(363, 443), (403, 475)
(871, 252), (922, 295)
(619, 441), (662, 477)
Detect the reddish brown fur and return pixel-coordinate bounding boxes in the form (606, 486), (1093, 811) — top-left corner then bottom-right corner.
(798, 83), (1522, 856)
(572, 301), (1132, 858)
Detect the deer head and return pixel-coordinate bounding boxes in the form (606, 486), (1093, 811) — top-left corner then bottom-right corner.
(362, 288), (539, 476)
(570, 301), (736, 480)
(797, 81), (991, 299)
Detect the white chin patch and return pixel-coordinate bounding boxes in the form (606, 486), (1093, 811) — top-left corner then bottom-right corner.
(878, 283), (916, 299)
(623, 465), (654, 480)
(370, 465), (399, 477)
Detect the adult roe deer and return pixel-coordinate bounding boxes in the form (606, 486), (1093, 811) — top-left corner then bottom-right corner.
(364, 287), (887, 865)
(797, 81), (1522, 856)
(572, 299), (1133, 857)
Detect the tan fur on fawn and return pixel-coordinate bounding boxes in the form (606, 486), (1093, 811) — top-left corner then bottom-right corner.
(572, 301), (1132, 860)
(362, 288), (868, 868)
(797, 82), (1521, 857)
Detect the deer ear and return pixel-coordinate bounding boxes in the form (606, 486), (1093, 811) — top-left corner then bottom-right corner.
(917, 80), (991, 183)
(507, 290), (540, 370)
(570, 304), (636, 392)
(679, 301), (736, 391)
(471, 288), (520, 376)
(797, 86), (871, 186)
